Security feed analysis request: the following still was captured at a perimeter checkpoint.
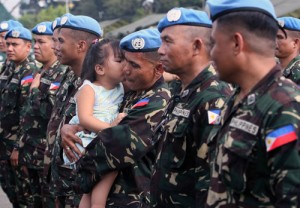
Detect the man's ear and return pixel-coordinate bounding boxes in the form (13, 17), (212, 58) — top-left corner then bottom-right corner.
(77, 40), (87, 52)
(192, 39), (203, 55)
(232, 32), (244, 55)
(95, 64), (105, 76)
(154, 62), (164, 78)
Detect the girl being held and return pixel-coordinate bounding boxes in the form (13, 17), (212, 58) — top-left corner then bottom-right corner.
(63, 39), (126, 208)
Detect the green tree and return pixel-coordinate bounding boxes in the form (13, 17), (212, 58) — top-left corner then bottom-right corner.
(19, 5), (65, 29)
(72, 0), (100, 21)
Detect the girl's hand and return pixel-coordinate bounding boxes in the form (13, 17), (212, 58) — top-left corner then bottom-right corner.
(30, 73), (41, 91)
(110, 113), (127, 127)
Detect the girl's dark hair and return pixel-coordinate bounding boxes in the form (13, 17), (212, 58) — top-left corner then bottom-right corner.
(81, 38), (124, 82)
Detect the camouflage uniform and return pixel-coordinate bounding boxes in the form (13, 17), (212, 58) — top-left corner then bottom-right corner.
(74, 77), (170, 207)
(282, 55), (300, 85)
(150, 65), (232, 207)
(0, 58), (38, 207)
(18, 61), (68, 207)
(43, 68), (82, 207)
(206, 66), (300, 207)
(0, 52), (6, 66)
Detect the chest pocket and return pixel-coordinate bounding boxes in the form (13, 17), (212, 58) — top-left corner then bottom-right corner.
(165, 116), (191, 169)
(220, 128), (258, 193)
(2, 81), (20, 109)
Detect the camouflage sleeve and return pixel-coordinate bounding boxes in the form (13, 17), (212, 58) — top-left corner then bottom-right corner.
(74, 93), (169, 193)
(264, 101), (300, 206)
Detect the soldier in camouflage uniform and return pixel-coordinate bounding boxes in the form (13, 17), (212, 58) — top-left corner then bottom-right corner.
(43, 14), (102, 207)
(0, 20), (23, 74)
(276, 16), (300, 85)
(18, 21), (68, 207)
(205, 0), (300, 207)
(0, 26), (38, 207)
(61, 28), (170, 207)
(149, 8), (232, 207)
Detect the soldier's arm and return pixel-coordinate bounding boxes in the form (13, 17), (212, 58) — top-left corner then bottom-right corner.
(74, 93), (169, 193)
(265, 102), (300, 207)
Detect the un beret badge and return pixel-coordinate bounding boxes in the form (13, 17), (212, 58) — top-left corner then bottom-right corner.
(12, 30), (20, 38)
(278, 19), (285, 27)
(167, 9), (181, 22)
(131, 38), (145, 50)
(0, 22), (8, 30)
(61, 16), (68, 25)
(52, 20), (57, 30)
(37, 25), (47, 33)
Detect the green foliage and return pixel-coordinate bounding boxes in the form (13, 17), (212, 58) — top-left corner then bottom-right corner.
(287, 9), (300, 18)
(18, 5), (65, 29)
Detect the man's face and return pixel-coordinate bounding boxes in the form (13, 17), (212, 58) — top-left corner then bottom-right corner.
(0, 31), (7, 52)
(33, 34), (56, 64)
(210, 21), (236, 83)
(123, 51), (156, 91)
(275, 30), (296, 59)
(51, 29), (60, 59)
(6, 38), (31, 63)
(158, 25), (193, 74)
(57, 28), (78, 66)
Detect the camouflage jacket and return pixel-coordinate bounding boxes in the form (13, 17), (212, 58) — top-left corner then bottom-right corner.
(206, 66), (300, 207)
(150, 65), (232, 208)
(74, 77), (170, 208)
(0, 58), (37, 160)
(43, 68), (78, 178)
(18, 61), (68, 169)
(283, 55), (300, 85)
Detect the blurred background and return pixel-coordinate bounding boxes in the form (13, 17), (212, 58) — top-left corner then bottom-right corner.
(1, 0), (300, 39)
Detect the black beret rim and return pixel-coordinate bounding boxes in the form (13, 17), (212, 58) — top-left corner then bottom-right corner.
(283, 27), (300, 32)
(32, 32), (53, 35)
(60, 25), (101, 37)
(211, 7), (275, 22)
(121, 47), (160, 52)
(5, 36), (32, 41)
(159, 22), (212, 32)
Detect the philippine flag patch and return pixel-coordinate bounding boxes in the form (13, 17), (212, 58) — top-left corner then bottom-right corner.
(208, 109), (221, 125)
(21, 75), (33, 85)
(265, 124), (297, 152)
(132, 98), (150, 109)
(49, 82), (60, 90)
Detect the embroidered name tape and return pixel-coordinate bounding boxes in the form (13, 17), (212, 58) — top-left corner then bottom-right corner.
(229, 117), (259, 135)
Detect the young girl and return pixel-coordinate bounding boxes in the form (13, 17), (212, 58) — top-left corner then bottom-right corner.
(63, 39), (126, 208)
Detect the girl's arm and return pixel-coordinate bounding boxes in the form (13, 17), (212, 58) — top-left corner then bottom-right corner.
(77, 84), (111, 132)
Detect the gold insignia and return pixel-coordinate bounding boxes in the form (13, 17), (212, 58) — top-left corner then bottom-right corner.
(131, 38), (145, 50)
(11, 30), (20, 38)
(0, 22), (8, 30)
(37, 25), (47, 33)
(167, 9), (181, 22)
(61, 16), (68, 25)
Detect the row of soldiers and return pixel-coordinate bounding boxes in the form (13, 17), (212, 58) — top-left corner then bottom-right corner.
(0, 0), (299, 207)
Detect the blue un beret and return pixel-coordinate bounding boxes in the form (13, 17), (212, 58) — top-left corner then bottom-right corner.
(5, 26), (32, 41)
(60, 14), (102, 37)
(32, 21), (53, 35)
(120, 28), (161, 52)
(157, 7), (212, 32)
(278, 17), (300, 32)
(206, 0), (277, 21)
(0, 20), (23, 33)
(52, 17), (61, 31)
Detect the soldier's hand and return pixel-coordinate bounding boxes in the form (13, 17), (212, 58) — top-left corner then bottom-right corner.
(61, 124), (84, 162)
(10, 149), (19, 167)
(30, 73), (41, 91)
